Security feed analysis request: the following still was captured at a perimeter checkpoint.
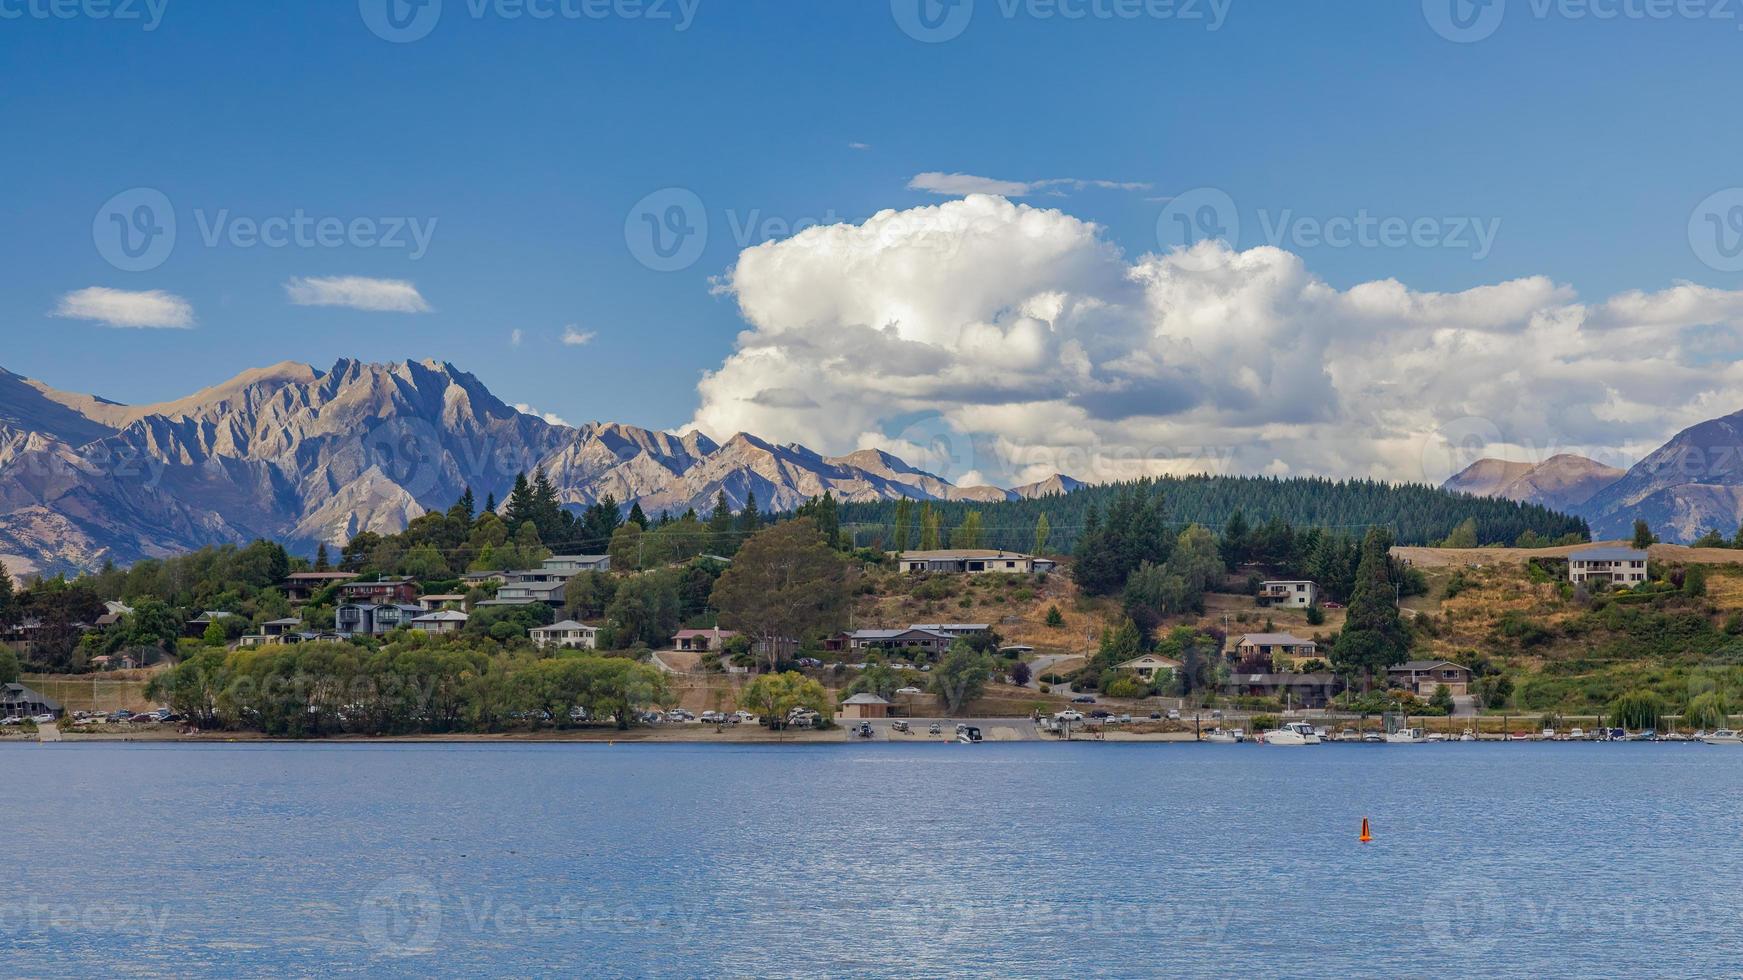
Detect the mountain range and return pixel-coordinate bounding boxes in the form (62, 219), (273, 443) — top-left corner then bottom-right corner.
(1444, 408), (1743, 543)
(0, 359), (1083, 576)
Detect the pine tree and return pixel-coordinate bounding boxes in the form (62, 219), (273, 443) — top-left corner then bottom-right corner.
(1632, 519), (1655, 550)
(452, 486), (476, 521)
(737, 489), (762, 537)
(1331, 527), (1410, 687)
(0, 560), (15, 628)
(892, 498), (913, 552)
(627, 501), (650, 530)
(504, 473), (534, 531)
(707, 491), (736, 557)
(314, 544), (330, 572)
(484, 492), (497, 515)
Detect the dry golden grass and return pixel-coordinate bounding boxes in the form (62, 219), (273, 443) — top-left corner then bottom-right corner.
(1395, 539), (1743, 570)
(851, 569), (1109, 655)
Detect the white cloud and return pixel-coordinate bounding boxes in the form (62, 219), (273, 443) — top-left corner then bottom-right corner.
(510, 329), (524, 347)
(561, 326), (596, 346)
(908, 172), (1152, 197)
(283, 276), (431, 313)
(514, 403), (570, 427)
(693, 193), (1743, 488)
(848, 142), (871, 151)
(51, 287), (193, 328)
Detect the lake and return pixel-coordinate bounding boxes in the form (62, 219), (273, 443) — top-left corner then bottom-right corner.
(3, 741), (1740, 977)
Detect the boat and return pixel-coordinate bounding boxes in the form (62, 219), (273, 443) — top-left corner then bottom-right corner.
(1459, 729), (1477, 742)
(955, 724), (982, 744)
(1702, 729), (1743, 745)
(1568, 727), (1585, 740)
(1262, 721), (1321, 746)
(1508, 732), (1530, 741)
(1204, 728), (1242, 744)
(1333, 728), (1361, 742)
(1385, 727), (1427, 744)
(1361, 731), (1385, 743)
(1426, 732), (1447, 742)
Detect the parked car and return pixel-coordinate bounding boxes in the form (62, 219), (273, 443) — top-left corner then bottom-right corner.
(928, 722), (942, 736)
(891, 720), (910, 734)
(32, 713), (56, 725)
(731, 710), (757, 724)
(1072, 695), (1096, 704)
(1089, 709), (1111, 719)
(700, 710), (725, 724)
(856, 722), (873, 738)
(1166, 709), (1181, 720)
(1054, 709), (1085, 722)
(895, 686), (924, 695)
(0, 716), (20, 726)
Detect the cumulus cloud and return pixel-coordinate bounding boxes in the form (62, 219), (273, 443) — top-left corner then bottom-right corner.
(52, 287), (193, 328)
(908, 172), (1152, 197)
(561, 326), (596, 346)
(514, 403), (570, 427)
(283, 276), (431, 313)
(510, 329), (524, 347)
(692, 194), (1743, 488)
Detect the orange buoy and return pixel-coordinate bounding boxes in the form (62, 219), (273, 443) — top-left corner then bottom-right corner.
(1359, 817), (1372, 843)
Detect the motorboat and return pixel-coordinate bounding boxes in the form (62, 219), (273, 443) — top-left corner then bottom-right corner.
(1361, 731), (1385, 743)
(1426, 732), (1447, 742)
(1262, 721), (1321, 746)
(1459, 729), (1477, 742)
(955, 724), (982, 744)
(1204, 728), (1242, 744)
(1333, 728), (1361, 742)
(1385, 727), (1427, 744)
(1702, 729), (1743, 745)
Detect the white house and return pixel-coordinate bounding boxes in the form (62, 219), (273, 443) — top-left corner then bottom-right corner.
(1256, 580), (1319, 609)
(531, 620), (600, 650)
(897, 550), (1056, 575)
(542, 555), (611, 575)
(1114, 653), (1182, 681)
(1567, 546), (1648, 586)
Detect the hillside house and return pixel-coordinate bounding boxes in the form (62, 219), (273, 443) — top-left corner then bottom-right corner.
(461, 571), (509, 588)
(482, 578), (566, 607)
(1235, 632), (1318, 661)
(826, 627), (956, 654)
(1, 683), (62, 719)
(897, 549), (1056, 575)
(1256, 580), (1319, 609)
(337, 577), (420, 605)
(410, 610), (469, 634)
(1388, 660), (1472, 696)
(672, 628), (739, 652)
(238, 617), (305, 648)
(530, 621), (601, 650)
(1567, 546), (1648, 586)
(1114, 653), (1183, 682)
(909, 623), (991, 637)
(839, 692), (892, 719)
(183, 611), (237, 639)
(542, 555), (611, 575)
(280, 571), (359, 602)
(417, 593), (466, 612)
(335, 603), (424, 638)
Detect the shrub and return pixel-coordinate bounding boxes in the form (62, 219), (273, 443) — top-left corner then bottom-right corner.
(1044, 605), (1065, 628)
(1105, 675), (1147, 699)
(1305, 606), (1325, 626)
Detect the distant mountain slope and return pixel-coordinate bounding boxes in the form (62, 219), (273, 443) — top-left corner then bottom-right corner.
(0, 359), (1079, 574)
(1443, 454), (1624, 512)
(1580, 410), (1743, 542)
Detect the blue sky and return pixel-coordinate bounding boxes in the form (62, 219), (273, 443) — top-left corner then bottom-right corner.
(4, 0), (1742, 479)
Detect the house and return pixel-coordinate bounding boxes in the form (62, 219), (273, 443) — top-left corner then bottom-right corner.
(1235, 632), (1318, 660)
(92, 600), (133, 632)
(909, 623), (991, 637)
(482, 578), (566, 607)
(897, 549), (1056, 575)
(461, 570), (509, 588)
(334, 603), (424, 638)
(838, 692), (892, 719)
(1, 683), (62, 719)
(337, 577), (420, 605)
(1388, 660), (1472, 696)
(238, 617), (306, 648)
(672, 628), (739, 652)
(1567, 546), (1648, 586)
(1256, 580), (1319, 609)
(183, 611), (237, 639)
(410, 610), (469, 634)
(1114, 653), (1183, 681)
(1220, 672), (1344, 708)
(531, 620), (601, 650)
(417, 593), (467, 612)
(280, 571), (359, 602)
(542, 555), (611, 575)
(825, 627), (955, 654)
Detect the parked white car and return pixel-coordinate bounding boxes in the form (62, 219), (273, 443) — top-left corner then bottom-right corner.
(731, 710), (757, 724)
(895, 686), (924, 695)
(32, 714), (56, 724)
(1054, 709), (1085, 722)
(0, 716), (21, 726)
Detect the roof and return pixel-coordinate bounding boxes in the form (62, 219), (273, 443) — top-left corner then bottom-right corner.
(1116, 654), (1183, 669)
(412, 610), (469, 622)
(1391, 660), (1469, 672)
(1569, 546), (1649, 561)
(545, 554), (610, 563)
(849, 628), (953, 641)
(1223, 673), (1341, 686)
(534, 620), (598, 633)
(462, 570), (506, 578)
(190, 611), (237, 622)
(910, 623), (990, 632)
(840, 692), (892, 705)
(2, 683), (61, 711)
(341, 577), (415, 588)
(1260, 579), (1316, 585)
(1238, 632), (1316, 646)
(264, 617), (304, 626)
(899, 549), (1035, 561)
(285, 571), (359, 581)
(672, 628), (739, 639)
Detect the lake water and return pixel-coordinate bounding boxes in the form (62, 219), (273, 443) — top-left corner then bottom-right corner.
(4, 741), (1741, 977)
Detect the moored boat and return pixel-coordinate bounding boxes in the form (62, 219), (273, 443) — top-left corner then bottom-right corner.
(1702, 729), (1743, 745)
(1262, 721), (1321, 746)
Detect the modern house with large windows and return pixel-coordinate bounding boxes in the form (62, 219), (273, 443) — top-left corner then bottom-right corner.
(1567, 546), (1648, 586)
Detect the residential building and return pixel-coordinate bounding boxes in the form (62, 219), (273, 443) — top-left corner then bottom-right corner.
(337, 577), (420, 605)
(183, 611), (237, 639)
(1567, 546), (1648, 586)
(417, 593), (467, 612)
(482, 578), (566, 607)
(280, 571), (359, 602)
(531, 620), (601, 650)
(461, 570), (509, 588)
(238, 617), (306, 648)
(1114, 653), (1183, 681)
(908, 623), (991, 637)
(1235, 632), (1318, 660)
(542, 555), (611, 575)
(92, 600), (133, 632)
(825, 627), (956, 654)
(1388, 660), (1472, 696)
(839, 692), (892, 719)
(897, 549), (1057, 575)
(335, 603), (424, 638)
(1220, 672), (1344, 708)
(1, 682), (63, 719)
(1256, 580), (1319, 609)
(672, 628), (739, 652)
(410, 610), (469, 634)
